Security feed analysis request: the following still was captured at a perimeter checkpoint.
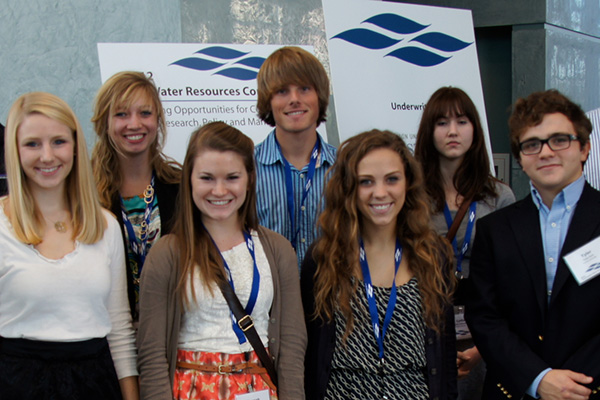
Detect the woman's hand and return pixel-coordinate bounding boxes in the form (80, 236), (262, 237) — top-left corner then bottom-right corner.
(456, 346), (482, 379)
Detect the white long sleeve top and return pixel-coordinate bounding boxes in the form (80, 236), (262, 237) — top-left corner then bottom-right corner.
(0, 205), (137, 379)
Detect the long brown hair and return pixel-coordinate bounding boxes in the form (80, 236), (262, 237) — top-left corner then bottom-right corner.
(313, 130), (454, 337)
(91, 71), (180, 207)
(173, 121), (258, 305)
(414, 86), (498, 211)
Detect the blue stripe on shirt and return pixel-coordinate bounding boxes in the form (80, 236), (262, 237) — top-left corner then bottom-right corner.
(255, 129), (337, 269)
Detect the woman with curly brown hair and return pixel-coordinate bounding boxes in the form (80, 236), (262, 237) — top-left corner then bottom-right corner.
(301, 129), (457, 400)
(91, 71), (181, 324)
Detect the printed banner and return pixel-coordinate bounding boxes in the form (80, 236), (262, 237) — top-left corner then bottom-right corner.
(323, 0), (492, 158)
(97, 43), (323, 163)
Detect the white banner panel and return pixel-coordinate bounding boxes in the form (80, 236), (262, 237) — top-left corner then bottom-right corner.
(97, 43), (324, 163)
(323, 0), (491, 159)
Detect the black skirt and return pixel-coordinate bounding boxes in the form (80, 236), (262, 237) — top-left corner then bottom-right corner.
(0, 337), (122, 400)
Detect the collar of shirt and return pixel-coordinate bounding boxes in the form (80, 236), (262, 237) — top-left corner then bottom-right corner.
(530, 175), (585, 301)
(530, 175), (585, 215)
(255, 128), (336, 169)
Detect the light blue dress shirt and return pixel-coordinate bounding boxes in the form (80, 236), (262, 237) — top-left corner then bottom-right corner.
(526, 174), (585, 398)
(254, 129), (337, 269)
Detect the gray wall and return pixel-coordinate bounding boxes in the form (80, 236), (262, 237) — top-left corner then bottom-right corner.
(0, 0), (182, 147)
(3, 0), (599, 198)
(181, 0), (339, 146)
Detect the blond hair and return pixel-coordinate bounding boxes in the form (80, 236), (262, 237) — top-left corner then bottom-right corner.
(4, 92), (105, 244)
(91, 71), (180, 207)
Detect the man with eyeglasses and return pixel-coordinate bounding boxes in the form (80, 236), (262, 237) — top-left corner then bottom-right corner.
(466, 90), (600, 399)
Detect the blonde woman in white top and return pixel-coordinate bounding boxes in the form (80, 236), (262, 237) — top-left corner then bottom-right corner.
(0, 92), (138, 399)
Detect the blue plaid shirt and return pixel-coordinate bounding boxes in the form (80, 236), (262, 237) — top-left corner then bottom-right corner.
(254, 129), (337, 270)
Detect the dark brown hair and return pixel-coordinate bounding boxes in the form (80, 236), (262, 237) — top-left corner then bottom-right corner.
(509, 89), (591, 160)
(414, 86), (498, 211)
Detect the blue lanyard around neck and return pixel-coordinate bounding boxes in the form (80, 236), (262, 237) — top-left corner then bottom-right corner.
(207, 228), (261, 345)
(120, 174), (155, 272)
(275, 135), (321, 250)
(359, 238), (403, 365)
(443, 201), (476, 276)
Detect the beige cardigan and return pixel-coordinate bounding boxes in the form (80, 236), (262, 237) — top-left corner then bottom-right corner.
(137, 226), (306, 399)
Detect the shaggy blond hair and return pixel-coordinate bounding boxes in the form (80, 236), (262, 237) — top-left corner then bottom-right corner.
(91, 71), (180, 207)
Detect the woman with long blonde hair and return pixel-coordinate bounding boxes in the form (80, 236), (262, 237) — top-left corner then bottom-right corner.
(137, 121), (305, 400)
(92, 71), (181, 323)
(0, 92), (138, 399)
(302, 129), (457, 400)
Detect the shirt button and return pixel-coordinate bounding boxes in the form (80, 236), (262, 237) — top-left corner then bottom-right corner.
(548, 290), (552, 297)
(430, 368), (437, 376)
(548, 257), (554, 263)
(301, 205), (306, 211)
(300, 173), (305, 179)
(551, 222), (557, 228)
(270, 318), (276, 324)
(301, 238), (306, 243)
(566, 205), (572, 210)
(270, 338), (276, 343)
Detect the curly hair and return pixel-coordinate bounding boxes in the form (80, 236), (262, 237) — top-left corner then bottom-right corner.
(508, 89), (592, 160)
(172, 121), (258, 305)
(91, 71), (180, 207)
(313, 130), (454, 338)
(414, 86), (499, 212)
(256, 46), (329, 127)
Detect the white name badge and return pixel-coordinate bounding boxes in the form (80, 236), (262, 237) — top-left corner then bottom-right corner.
(563, 235), (600, 285)
(235, 389), (270, 400)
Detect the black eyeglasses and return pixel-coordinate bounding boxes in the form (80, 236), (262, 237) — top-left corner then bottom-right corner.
(519, 133), (579, 155)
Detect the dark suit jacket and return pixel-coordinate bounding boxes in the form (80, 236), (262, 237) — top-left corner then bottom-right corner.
(301, 244), (458, 400)
(110, 174), (179, 319)
(465, 183), (600, 399)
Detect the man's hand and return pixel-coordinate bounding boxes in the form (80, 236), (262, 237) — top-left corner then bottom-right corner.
(538, 369), (593, 399)
(456, 346), (482, 379)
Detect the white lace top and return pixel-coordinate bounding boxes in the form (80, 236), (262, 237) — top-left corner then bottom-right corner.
(178, 230), (274, 353)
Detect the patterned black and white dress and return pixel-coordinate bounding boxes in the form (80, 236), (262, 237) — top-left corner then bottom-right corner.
(324, 277), (428, 400)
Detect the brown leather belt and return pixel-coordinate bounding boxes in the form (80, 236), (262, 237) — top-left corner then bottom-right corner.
(176, 361), (276, 392)
(176, 361), (267, 375)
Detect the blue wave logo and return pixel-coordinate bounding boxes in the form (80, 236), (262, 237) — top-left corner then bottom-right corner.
(585, 262), (600, 274)
(170, 46), (266, 81)
(331, 13), (472, 67)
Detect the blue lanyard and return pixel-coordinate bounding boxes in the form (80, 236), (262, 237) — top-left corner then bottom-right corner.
(274, 135), (321, 250)
(120, 174), (155, 273)
(443, 201), (476, 277)
(359, 238), (403, 368)
(208, 228), (261, 345)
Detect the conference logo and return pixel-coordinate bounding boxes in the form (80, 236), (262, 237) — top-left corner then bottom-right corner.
(169, 46), (266, 81)
(330, 13), (472, 67)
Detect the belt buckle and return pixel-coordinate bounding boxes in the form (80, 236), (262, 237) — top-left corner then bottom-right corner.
(218, 364), (227, 375)
(237, 315), (254, 332)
